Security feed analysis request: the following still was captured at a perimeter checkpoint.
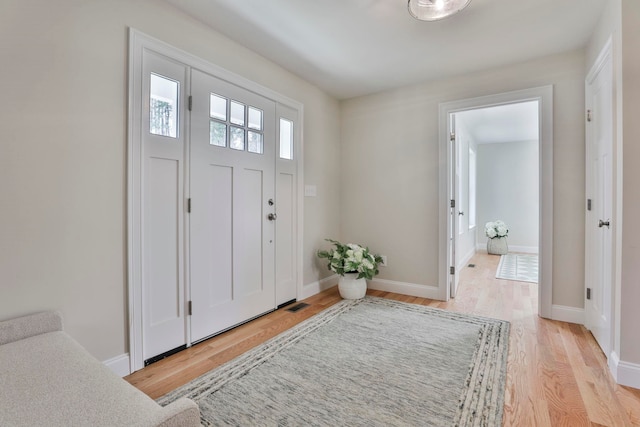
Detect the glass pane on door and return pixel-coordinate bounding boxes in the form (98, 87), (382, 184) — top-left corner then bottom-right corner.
(230, 101), (245, 126)
(248, 131), (263, 154)
(230, 126), (245, 150)
(210, 93), (227, 121)
(210, 121), (226, 147)
(150, 73), (179, 138)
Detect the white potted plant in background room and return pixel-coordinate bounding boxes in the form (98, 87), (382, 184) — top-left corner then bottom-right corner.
(317, 239), (383, 299)
(485, 220), (509, 255)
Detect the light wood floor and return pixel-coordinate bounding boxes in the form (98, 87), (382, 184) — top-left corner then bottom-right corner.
(126, 253), (640, 426)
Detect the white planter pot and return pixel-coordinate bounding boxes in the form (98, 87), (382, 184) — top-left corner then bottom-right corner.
(487, 236), (508, 255)
(338, 273), (367, 299)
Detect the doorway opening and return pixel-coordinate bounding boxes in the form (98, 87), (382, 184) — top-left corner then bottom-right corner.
(453, 101), (540, 313)
(438, 86), (553, 319)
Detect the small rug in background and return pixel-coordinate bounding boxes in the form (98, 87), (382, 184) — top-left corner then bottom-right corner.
(159, 297), (510, 427)
(496, 253), (539, 283)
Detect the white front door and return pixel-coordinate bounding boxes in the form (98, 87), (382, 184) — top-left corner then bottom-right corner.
(189, 69), (277, 342)
(585, 42), (614, 358)
(129, 32), (301, 371)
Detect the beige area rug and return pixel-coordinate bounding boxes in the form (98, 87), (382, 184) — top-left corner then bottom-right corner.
(496, 253), (539, 283)
(158, 296), (510, 426)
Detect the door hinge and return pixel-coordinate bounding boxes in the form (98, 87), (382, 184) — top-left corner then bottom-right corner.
(586, 288), (591, 300)
(450, 199), (455, 208)
(188, 300), (192, 315)
(187, 198), (191, 213)
(450, 131), (456, 142)
(587, 109), (592, 122)
(188, 95), (193, 111)
(450, 266), (455, 275)
(587, 198), (592, 211)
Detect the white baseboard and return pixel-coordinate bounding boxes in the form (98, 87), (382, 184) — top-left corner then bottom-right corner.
(550, 304), (584, 324)
(457, 247), (476, 270)
(475, 244), (538, 254)
(301, 275), (440, 301)
(367, 278), (440, 300)
(103, 353), (131, 377)
(300, 274), (338, 300)
(510, 245), (539, 254)
(610, 351), (640, 389)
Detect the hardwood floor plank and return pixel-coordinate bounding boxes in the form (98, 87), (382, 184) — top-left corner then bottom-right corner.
(125, 253), (640, 425)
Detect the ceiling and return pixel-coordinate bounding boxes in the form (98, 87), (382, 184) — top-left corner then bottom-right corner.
(166, 0), (605, 100)
(456, 101), (539, 145)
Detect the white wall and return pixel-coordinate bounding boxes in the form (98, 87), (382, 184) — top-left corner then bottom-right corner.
(476, 141), (539, 252)
(619, 0), (640, 372)
(341, 50), (586, 308)
(0, 0), (341, 362)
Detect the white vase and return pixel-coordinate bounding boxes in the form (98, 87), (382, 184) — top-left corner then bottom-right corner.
(338, 273), (367, 299)
(487, 236), (508, 255)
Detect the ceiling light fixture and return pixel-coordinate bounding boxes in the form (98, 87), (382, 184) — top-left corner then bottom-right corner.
(408, 0), (472, 21)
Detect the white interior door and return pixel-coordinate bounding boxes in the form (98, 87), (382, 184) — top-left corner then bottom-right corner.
(455, 122), (471, 294)
(449, 114), (459, 297)
(141, 51), (188, 361)
(585, 44), (613, 358)
(189, 69), (277, 343)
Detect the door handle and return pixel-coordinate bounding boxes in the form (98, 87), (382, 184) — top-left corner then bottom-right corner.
(598, 219), (610, 228)
(268, 213), (277, 221)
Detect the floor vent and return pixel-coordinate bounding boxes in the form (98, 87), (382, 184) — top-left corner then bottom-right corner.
(144, 344), (187, 366)
(468, 263), (476, 268)
(286, 303), (309, 313)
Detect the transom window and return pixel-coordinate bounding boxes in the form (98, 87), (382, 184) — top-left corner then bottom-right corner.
(209, 93), (264, 154)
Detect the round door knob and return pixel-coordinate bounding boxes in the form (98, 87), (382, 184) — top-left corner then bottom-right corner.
(268, 213), (277, 221)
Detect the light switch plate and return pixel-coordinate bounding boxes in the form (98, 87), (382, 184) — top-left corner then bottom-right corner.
(305, 185), (317, 197)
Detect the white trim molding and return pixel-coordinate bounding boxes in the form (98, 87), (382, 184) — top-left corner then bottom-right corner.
(103, 353), (131, 378)
(551, 305), (584, 325)
(367, 279), (440, 300)
(610, 351), (640, 389)
(475, 244), (539, 254)
(457, 247), (476, 271)
(508, 245), (539, 254)
(300, 275), (339, 300)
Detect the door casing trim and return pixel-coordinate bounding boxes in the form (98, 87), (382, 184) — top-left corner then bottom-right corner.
(438, 86), (553, 319)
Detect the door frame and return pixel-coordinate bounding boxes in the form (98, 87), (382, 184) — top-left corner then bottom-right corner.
(127, 29), (304, 374)
(438, 86), (553, 318)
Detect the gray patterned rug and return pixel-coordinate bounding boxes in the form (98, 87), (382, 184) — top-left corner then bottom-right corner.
(158, 297), (509, 426)
(496, 254), (539, 283)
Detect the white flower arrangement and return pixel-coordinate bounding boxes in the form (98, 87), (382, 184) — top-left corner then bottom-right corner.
(485, 220), (509, 239)
(317, 239), (383, 280)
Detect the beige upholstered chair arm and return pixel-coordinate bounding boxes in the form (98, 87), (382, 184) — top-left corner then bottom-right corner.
(154, 398), (202, 427)
(0, 311), (63, 345)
